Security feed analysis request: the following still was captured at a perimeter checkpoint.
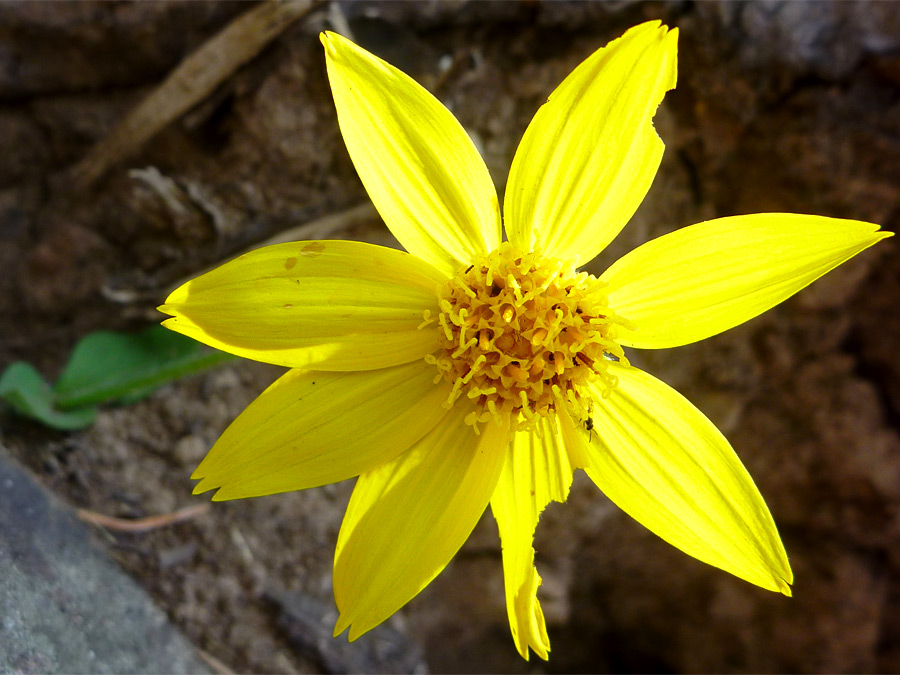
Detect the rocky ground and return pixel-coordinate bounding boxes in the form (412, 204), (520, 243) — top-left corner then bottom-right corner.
(1, 1), (899, 673)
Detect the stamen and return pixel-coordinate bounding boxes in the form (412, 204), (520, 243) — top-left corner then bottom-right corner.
(417, 309), (435, 330)
(426, 242), (629, 433)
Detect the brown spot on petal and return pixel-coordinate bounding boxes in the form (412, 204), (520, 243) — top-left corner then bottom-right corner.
(284, 257), (297, 270)
(301, 242), (326, 256)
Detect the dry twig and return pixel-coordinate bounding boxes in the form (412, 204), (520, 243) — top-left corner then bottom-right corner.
(254, 201), (377, 247)
(196, 648), (235, 675)
(68, 0), (322, 190)
(156, 201), (379, 299)
(77, 503), (210, 533)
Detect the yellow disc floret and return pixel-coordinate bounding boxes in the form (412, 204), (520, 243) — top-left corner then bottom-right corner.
(423, 242), (631, 433)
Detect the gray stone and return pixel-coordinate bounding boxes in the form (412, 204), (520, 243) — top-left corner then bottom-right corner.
(0, 451), (210, 674)
(268, 589), (428, 674)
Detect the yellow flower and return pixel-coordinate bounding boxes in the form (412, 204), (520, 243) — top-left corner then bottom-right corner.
(159, 21), (891, 661)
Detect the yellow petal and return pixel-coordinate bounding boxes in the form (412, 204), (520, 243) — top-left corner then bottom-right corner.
(159, 240), (445, 370)
(504, 21), (677, 267)
(489, 413), (585, 661)
(584, 362), (793, 594)
(333, 402), (509, 640)
(322, 32), (500, 277)
(603, 214), (892, 349)
(192, 360), (450, 500)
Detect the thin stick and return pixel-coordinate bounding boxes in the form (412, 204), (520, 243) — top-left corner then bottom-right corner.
(162, 202), (378, 298)
(68, 0), (321, 190)
(77, 503), (210, 533)
(196, 648), (234, 675)
(252, 201), (377, 247)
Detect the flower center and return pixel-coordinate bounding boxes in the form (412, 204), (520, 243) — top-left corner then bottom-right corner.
(423, 242), (631, 433)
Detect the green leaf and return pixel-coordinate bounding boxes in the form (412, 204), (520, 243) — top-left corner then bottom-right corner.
(0, 362), (96, 430)
(53, 325), (236, 410)
(1, 325), (236, 431)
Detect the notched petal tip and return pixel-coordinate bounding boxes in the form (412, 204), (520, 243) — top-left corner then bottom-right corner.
(190, 476), (215, 496)
(332, 614), (349, 639)
(844, 219), (893, 242)
(158, 294), (196, 336)
(773, 559), (794, 596)
(778, 577), (793, 598)
(758, 559), (793, 596)
(319, 29), (342, 55)
(636, 18), (679, 68)
(332, 613), (367, 643)
(512, 567), (551, 661)
(331, 611), (369, 642)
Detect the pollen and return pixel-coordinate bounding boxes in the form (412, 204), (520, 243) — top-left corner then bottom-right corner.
(425, 242), (632, 433)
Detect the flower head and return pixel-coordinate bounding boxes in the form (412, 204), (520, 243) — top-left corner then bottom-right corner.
(159, 21), (891, 660)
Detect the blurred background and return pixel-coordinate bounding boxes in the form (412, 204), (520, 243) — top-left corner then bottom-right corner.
(1, 1), (899, 672)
